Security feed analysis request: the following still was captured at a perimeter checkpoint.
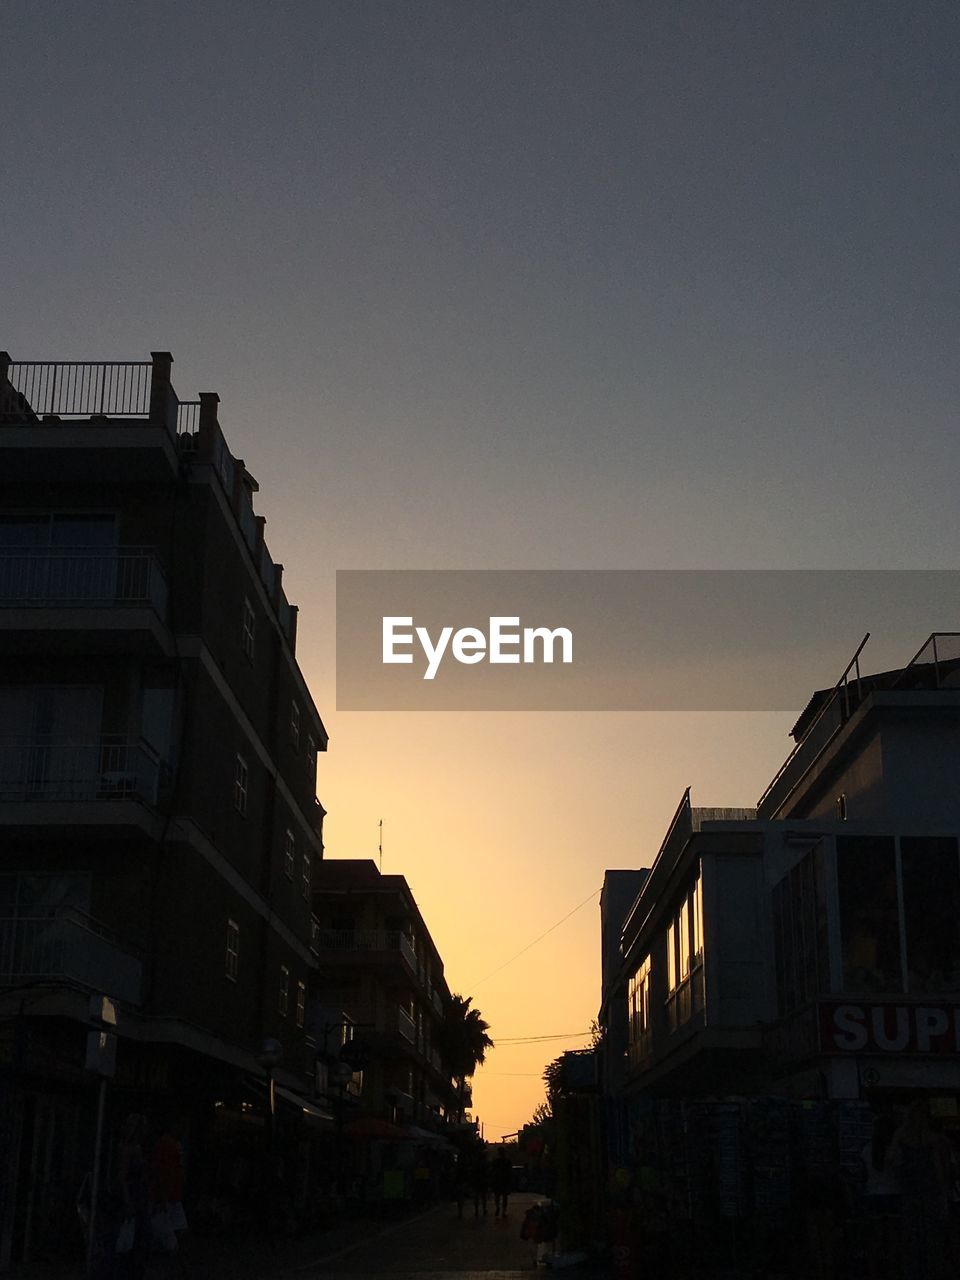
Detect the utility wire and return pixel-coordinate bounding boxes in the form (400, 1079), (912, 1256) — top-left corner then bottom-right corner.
(471, 886), (601, 987)
(494, 1032), (592, 1044)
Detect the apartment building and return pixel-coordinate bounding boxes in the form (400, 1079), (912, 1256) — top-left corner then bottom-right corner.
(0, 353), (327, 1266)
(606, 633), (960, 1105)
(311, 860), (454, 1130)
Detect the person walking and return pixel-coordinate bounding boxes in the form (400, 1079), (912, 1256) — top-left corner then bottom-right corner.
(470, 1145), (489, 1218)
(886, 1100), (951, 1280)
(113, 1113), (151, 1280)
(491, 1149), (512, 1218)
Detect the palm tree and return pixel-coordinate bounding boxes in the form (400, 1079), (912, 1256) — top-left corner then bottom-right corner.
(438, 993), (493, 1120)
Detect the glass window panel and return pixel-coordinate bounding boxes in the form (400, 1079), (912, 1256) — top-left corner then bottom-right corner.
(679, 901), (690, 980)
(50, 515), (117, 547)
(0, 516), (46, 546)
(901, 837), (960, 993)
(837, 836), (902, 993)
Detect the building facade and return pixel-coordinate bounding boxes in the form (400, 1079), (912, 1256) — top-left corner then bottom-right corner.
(0, 352), (328, 1266)
(311, 860), (454, 1131)
(606, 634), (960, 1104)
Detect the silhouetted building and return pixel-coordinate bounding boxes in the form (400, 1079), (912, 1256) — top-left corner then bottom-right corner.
(608, 633), (960, 1104)
(0, 352), (327, 1265)
(311, 860), (454, 1129)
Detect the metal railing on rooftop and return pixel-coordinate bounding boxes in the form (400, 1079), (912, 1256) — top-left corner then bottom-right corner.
(757, 633), (872, 819)
(891, 632), (960, 691)
(2, 361), (153, 421)
(176, 400), (200, 436)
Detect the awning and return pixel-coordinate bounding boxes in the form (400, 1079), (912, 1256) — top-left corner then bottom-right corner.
(275, 1085), (333, 1124)
(343, 1116), (408, 1139)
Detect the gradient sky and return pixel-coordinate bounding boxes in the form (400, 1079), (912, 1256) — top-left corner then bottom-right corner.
(5, 0), (959, 1135)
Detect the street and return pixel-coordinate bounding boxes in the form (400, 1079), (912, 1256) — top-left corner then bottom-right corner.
(284, 1192), (543, 1279)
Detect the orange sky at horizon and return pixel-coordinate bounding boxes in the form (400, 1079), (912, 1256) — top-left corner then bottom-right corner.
(299, 670), (796, 1136)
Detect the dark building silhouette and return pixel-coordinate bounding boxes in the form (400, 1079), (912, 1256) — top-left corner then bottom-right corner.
(603, 634), (960, 1100)
(0, 352), (327, 1265)
(311, 860), (456, 1129)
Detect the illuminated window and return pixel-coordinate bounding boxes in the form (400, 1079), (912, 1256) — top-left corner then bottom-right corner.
(691, 876), (704, 962)
(296, 980), (306, 1029)
(278, 965), (289, 1016)
(628, 955), (652, 1060)
(678, 899), (691, 981)
(667, 922), (677, 992)
(225, 920), (240, 981)
(284, 829), (295, 879)
(234, 755), (248, 815)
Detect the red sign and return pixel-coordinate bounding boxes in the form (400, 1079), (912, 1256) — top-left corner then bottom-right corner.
(820, 1002), (960, 1055)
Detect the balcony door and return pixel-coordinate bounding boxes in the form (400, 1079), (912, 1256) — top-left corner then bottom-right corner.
(0, 685), (103, 800)
(0, 512), (117, 602)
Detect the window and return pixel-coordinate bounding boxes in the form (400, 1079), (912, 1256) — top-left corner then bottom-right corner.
(225, 920), (240, 981)
(837, 836), (902, 993)
(666, 922), (677, 992)
(301, 852), (311, 900)
(772, 845), (830, 1014)
(278, 965), (289, 1016)
(691, 876), (704, 961)
(296, 980), (306, 1029)
(678, 898), (691, 982)
(628, 956), (651, 1063)
(234, 755), (248, 815)
(306, 735), (317, 783)
(290, 701), (301, 750)
(241, 598), (255, 661)
(284, 829), (295, 880)
(900, 837), (960, 993)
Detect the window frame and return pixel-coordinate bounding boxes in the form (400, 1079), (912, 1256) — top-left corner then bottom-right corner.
(284, 828), (295, 880)
(225, 919), (240, 982)
(296, 980), (306, 1029)
(241, 597), (256, 662)
(290, 700), (301, 750)
(278, 964), (290, 1017)
(234, 754), (249, 816)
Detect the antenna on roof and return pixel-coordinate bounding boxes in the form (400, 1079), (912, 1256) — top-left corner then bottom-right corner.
(379, 819), (383, 873)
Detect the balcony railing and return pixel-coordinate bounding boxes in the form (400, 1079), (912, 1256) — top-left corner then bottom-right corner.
(0, 547), (168, 617)
(315, 928), (418, 972)
(0, 911), (142, 1004)
(0, 737), (163, 805)
(430, 987), (443, 1016)
(2, 361), (153, 421)
(398, 1007), (416, 1044)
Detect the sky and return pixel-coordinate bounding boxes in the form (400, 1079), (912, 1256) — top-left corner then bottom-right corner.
(4, 0), (959, 1135)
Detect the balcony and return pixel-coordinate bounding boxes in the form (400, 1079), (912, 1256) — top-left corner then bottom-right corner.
(0, 355), (183, 485)
(398, 1007), (416, 1045)
(0, 547), (167, 612)
(0, 547), (171, 656)
(0, 911), (143, 1004)
(0, 737), (163, 806)
(314, 928), (418, 977)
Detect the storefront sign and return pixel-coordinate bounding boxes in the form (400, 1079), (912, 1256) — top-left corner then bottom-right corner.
(820, 1002), (960, 1055)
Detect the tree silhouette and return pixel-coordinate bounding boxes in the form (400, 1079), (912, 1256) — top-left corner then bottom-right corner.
(438, 993), (493, 1118)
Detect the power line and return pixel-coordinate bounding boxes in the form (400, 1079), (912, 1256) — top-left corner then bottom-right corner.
(471, 886), (601, 987)
(493, 1031), (593, 1045)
